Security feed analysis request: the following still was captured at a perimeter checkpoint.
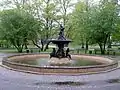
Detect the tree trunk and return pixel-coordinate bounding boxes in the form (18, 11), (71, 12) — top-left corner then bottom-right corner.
(11, 40), (24, 53)
(98, 43), (105, 55)
(85, 43), (88, 50)
(32, 40), (41, 49)
(85, 40), (88, 50)
(44, 41), (50, 51)
(81, 42), (84, 48)
(17, 48), (23, 53)
(41, 39), (44, 51)
(85, 40), (88, 54)
(16, 45), (24, 53)
(24, 38), (28, 49)
(107, 34), (111, 48)
(24, 40), (28, 49)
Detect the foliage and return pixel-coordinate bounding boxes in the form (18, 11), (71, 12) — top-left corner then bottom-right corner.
(67, 0), (118, 54)
(89, 0), (118, 54)
(0, 0), (119, 55)
(67, 1), (92, 49)
(0, 9), (41, 52)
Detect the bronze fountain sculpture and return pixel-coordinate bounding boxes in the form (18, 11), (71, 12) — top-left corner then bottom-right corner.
(49, 25), (72, 60)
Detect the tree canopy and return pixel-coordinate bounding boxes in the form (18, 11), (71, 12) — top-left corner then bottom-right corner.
(0, 0), (120, 54)
(0, 9), (41, 52)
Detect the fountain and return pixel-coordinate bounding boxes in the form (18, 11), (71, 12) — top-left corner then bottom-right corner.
(49, 24), (72, 65)
(2, 25), (118, 75)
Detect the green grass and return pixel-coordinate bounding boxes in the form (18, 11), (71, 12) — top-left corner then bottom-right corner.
(0, 47), (52, 53)
(0, 48), (18, 53)
(0, 45), (120, 56)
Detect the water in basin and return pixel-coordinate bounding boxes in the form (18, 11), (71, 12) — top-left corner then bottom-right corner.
(13, 58), (102, 66)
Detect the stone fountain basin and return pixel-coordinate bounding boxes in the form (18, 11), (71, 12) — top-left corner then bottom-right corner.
(2, 54), (118, 74)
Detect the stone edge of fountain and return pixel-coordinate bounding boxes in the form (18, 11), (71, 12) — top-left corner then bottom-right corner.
(1, 53), (118, 75)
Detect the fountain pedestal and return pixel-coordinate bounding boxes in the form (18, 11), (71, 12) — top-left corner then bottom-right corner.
(49, 58), (72, 66)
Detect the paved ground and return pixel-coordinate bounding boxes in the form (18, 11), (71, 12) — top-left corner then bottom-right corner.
(0, 53), (120, 90)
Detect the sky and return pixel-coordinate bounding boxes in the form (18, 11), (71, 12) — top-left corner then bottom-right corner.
(0, 0), (119, 11)
(0, 0), (100, 11)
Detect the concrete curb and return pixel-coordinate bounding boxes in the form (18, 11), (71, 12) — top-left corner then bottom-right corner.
(2, 54), (118, 75)
(0, 62), (120, 76)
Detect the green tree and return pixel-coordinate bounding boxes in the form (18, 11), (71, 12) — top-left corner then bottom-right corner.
(23, 0), (59, 51)
(112, 17), (120, 43)
(68, 0), (118, 54)
(68, 1), (92, 50)
(0, 9), (40, 52)
(89, 0), (118, 54)
(0, 0), (76, 51)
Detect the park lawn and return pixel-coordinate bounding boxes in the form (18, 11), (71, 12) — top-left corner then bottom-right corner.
(0, 48), (52, 53)
(0, 48), (24, 53)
